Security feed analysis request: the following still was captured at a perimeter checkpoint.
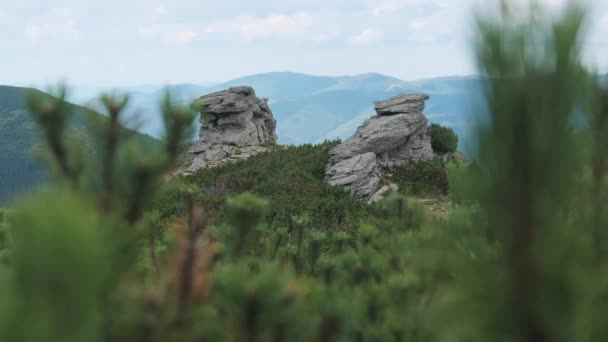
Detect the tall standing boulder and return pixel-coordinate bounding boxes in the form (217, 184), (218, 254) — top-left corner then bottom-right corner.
(325, 93), (434, 202)
(198, 86), (276, 147)
(177, 86), (277, 175)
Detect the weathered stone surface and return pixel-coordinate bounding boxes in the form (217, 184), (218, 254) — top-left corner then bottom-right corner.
(326, 93), (434, 202)
(199, 86), (276, 147)
(379, 130), (434, 168)
(175, 86), (277, 176)
(368, 185), (391, 203)
(326, 153), (381, 202)
(329, 112), (429, 164)
(374, 94), (429, 116)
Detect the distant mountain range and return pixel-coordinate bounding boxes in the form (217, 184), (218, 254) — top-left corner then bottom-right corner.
(0, 85), (156, 204)
(69, 72), (485, 154)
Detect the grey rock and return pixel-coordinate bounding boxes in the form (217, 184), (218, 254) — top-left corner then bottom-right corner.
(186, 157), (208, 174)
(379, 130), (434, 168)
(199, 86), (277, 147)
(174, 86), (277, 176)
(187, 141), (208, 154)
(325, 93), (434, 202)
(368, 185), (391, 203)
(326, 153), (381, 202)
(329, 113), (429, 164)
(374, 93), (429, 116)
(205, 147), (227, 162)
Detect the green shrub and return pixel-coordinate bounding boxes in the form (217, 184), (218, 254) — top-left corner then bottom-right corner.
(446, 163), (482, 206)
(179, 142), (368, 231)
(370, 194), (427, 232)
(0, 189), (109, 342)
(429, 123), (458, 154)
(222, 193), (269, 259)
(389, 158), (449, 196)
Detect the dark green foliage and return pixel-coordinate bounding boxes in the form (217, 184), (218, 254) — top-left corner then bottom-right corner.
(388, 158), (449, 196)
(0, 208), (9, 264)
(427, 3), (608, 342)
(204, 262), (304, 341)
(446, 162), (482, 206)
(369, 194), (426, 232)
(178, 142), (368, 230)
(429, 123), (458, 154)
(0, 190), (108, 342)
(0, 86), (198, 341)
(192, 192), (436, 342)
(222, 193), (269, 259)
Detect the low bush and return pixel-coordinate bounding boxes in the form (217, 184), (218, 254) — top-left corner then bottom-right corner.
(429, 123), (458, 154)
(389, 158), (449, 196)
(174, 142), (369, 231)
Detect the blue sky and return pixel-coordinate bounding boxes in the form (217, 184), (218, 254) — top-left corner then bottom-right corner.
(1, 0), (607, 86)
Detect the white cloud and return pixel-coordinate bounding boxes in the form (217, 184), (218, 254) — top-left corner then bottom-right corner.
(136, 24), (198, 45)
(1, 0), (607, 86)
(24, 21), (82, 44)
(163, 29), (198, 45)
(350, 29), (383, 45)
(75, 56), (91, 65)
(370, 0), (430, 16)
(153, 4), (168, 16)
(118, 64), (129, 73)
(406, 11), (457, 44)
(22, 8), (82, 44)
(206, 13), (319, 42)
(137, 12), (329, 44)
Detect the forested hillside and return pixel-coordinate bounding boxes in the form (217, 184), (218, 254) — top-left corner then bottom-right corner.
(0, 86), (156, 204)
(0, 108), (46, 204)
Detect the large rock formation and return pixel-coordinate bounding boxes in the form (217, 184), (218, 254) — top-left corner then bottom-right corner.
(178, 86), (277, 175)
(325, 152), (381, 201)
(326, 93), (434, 202)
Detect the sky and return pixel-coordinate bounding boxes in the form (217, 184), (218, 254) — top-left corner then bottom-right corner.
(1, 0), (607, 87)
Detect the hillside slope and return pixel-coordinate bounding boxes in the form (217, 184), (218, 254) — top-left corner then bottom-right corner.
(0, 85), (156, 204)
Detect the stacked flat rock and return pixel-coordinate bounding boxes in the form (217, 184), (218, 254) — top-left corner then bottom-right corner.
(326, 93), (434, 202)
(178, 86), (277, 175)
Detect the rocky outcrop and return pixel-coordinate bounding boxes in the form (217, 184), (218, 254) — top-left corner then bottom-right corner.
(326, 153), (381, 201)
(177, 86), (277, 175)
(325, 93), (434, 202)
